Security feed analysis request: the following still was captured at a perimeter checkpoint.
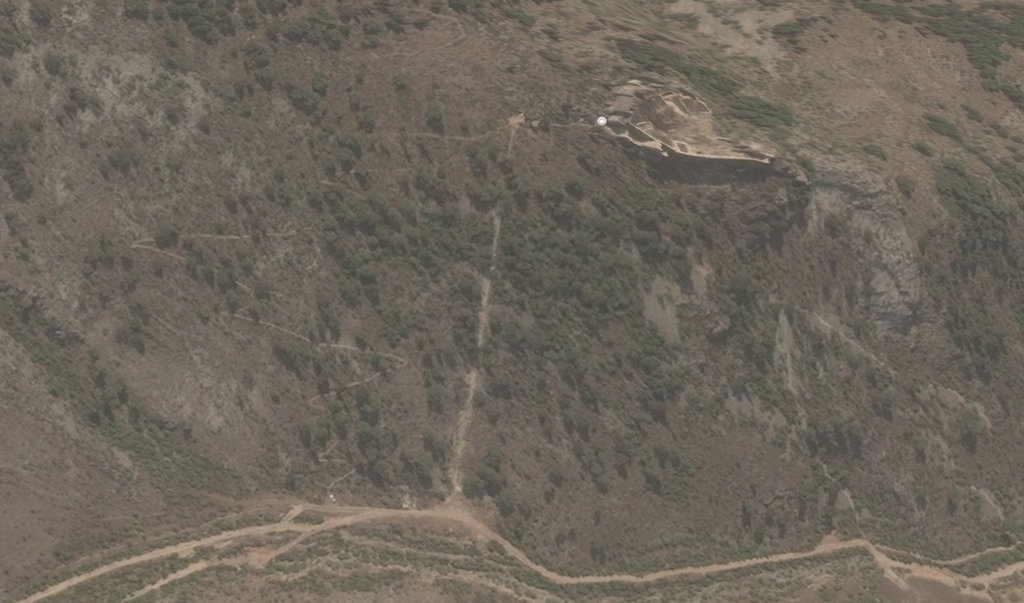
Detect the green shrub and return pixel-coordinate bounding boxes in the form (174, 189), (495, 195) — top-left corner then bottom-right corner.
(286, 86), (320, 115)
(935, 159), (1014, 271)
(108, 146), (139, 175)
(115, 319), (146, 353)
(503, 7), (535, 26)
(29, 2), (53, 27)
(856, 2), (915, 24)
(255, 0), (287, 15)
(0, 62), (15, 86)
(241, 42), (269, 72)
(1, 122), (33, 201)
(962, 104), (984, 122)
(979, 154), (1024, 196)
(923, 113), (961, 141)
(771, 19), (814, 41)
(960, 409), (986, 452)
(154, 225), (179, 249)
(42, 52), (62, 77)
(311, 73), (328, 96)
(361, 20), (382, 36)
(862, 143), (887, 160)
(538, 48), (563, 64)
(668, 12), (700, 29)
(448, 0), (485, 14)
(124, 0), (148, 20)
(895, 176), (916, 198)
(991, 123), (1010, 138)
(164, 0), (236, 43)
(911, 140), (934, 156)
(425, 104), (444, 134)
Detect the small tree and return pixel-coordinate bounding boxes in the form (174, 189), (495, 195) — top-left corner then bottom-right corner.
(960, 409), (986, 453)
(154, 225), (179, 249)
(29, 2), (53, 27)
(124, 0), (148, 20)
(425, 104), (444, 134)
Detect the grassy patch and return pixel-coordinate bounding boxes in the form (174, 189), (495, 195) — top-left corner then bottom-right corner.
(615, 39), (740, 96)
(728, 96), (796, 130)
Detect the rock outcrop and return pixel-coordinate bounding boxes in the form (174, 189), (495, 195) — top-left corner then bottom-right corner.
(809, 154), (923, 334)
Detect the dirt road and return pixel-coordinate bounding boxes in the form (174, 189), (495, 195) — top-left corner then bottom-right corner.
(19, 498), (1024, 602)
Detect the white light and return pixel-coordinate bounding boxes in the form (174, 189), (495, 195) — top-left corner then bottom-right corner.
(596, 116), (608, 127)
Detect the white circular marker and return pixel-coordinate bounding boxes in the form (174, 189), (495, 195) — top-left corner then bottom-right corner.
(596, 116), (608, 127)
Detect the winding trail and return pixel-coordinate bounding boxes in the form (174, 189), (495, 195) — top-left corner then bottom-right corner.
(875, 542), (1019, 568)
(18, 499), (1024, 603)
(449, 211), (501, 496)
(124, 560), (213, 601)
(128, 239), (185, 261)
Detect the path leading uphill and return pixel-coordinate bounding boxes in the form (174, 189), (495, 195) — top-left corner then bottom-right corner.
(449, 211), (501, 496)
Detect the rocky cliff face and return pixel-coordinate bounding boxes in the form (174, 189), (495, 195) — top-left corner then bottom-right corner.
(808, 154), (923, 334)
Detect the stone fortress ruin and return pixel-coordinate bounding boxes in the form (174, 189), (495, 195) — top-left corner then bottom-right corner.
(601, 80), (776, 171)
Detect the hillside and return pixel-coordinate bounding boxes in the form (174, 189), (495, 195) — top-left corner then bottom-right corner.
(3, 0), (1024, 601)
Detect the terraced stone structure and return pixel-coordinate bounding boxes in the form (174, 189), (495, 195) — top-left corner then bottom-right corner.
(603, 80), (775, 172)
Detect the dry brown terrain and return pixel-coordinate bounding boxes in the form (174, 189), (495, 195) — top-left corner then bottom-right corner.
(4, 0), (1024, 601)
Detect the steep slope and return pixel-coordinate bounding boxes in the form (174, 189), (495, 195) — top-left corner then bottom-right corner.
(3, 0), (1024, 600)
